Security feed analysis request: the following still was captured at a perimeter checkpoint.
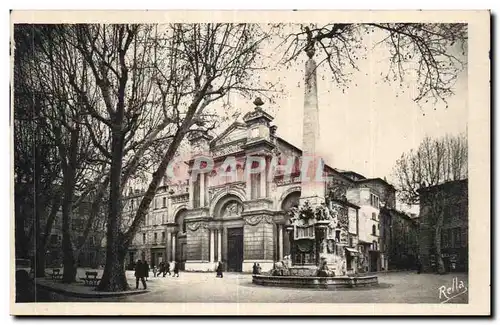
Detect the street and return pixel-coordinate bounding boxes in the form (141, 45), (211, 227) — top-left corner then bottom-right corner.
(33, 271), (468, 304)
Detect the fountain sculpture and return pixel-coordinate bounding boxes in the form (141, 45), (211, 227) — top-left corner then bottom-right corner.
(252, 29), (378, 289)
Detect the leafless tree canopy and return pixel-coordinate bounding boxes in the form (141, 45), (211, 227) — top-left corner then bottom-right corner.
(15, 22), (280, 290)
(392, 132), (468, 205)
(278, 23), (467, 106)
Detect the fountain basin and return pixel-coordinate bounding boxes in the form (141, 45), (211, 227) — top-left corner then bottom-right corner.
(252, 274), (378, 289)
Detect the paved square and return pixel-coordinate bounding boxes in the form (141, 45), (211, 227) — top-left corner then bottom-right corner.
(47, 271), (467, 304)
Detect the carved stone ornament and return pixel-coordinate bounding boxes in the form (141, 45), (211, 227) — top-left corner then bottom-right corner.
(264, 215), (274, 224)
(187, 222), (201, 232)
(233, 182), (246, 192)
(222, 201), (244, 218)
(244, 215), (263, 226)
(213, 142), (244, 158)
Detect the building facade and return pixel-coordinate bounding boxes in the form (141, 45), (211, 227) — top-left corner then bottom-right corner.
(26, 196), (107, 269)
(342, 176), (397, 272)
(124, 103), (402, 273)
(418, 179), (468, 273)
(380, 207), (419, 270)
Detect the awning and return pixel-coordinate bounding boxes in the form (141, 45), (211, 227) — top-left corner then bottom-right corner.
(345, 247), (359, 256)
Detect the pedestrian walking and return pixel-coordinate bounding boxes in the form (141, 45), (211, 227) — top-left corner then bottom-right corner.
(158, 262), (164, 277)
(134, 260), (147, 290)
(416, 257), (422, 274)
(164, 261), (171, 276)
(152, 264), (158, 277)
(172, 260), (180, 277)
(216, 261), (224, 278)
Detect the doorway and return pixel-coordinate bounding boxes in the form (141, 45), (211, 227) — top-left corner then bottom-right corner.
(227, 227), (244, 272)
(150, 250), (163, 268)
(369, 251), (379, 272)
(180, 243), (186, 271)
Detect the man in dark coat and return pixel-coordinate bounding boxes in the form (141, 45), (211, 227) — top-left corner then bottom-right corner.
(158, 262), (164, 277)
(216, 261), (224, 278)
(135, 260), (147, 290)
(172, 260), (180, 277)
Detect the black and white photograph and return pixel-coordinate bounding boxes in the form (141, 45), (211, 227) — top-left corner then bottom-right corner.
(10, 10), (490, 316)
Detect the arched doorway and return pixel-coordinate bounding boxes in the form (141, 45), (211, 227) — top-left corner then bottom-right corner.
(174, 209), (188, 270)
(280, 191), (301, 261)
(213, 195), (244, 272)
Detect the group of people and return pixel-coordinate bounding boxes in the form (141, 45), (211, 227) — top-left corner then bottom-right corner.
(152, 261), (180, 278)
(134, 260), (180, 290)
(134, 260), (264, 289)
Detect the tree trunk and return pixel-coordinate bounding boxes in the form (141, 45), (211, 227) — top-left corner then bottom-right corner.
(434, 209), (446, 274)
(97, 247), (129, 292)
(98, 129), (127, 292)
(61, 181), (77, 283)
(75, 177), (109, 263)
(14, 186), (30, 259)
(34, 226), (48, 278)
(33, 194), (61, 278)
(60, 129), (79, 283)
(42, 194), (62, 252)
(33, 152), (47, 277)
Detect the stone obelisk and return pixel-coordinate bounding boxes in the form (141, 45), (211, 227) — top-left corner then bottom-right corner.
(299, 45), (325, 207)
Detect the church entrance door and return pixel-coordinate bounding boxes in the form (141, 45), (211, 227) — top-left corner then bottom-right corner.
(227, 227), (244, 272)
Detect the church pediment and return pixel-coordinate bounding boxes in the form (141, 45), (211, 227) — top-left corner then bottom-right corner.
(211, 122), (247, 148)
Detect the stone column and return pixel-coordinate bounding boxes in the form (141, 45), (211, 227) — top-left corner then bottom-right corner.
(222, 226), (228, 263)
(300, 47), (325, 206)
(279, 224), (284, 261)
(200, 173), (205, 207)
(209, 229), (215, 263)
(172, 233), (177, 261)
(218, 229), (222, 262)
(188, 177), (194, 209)
(260, 163), (266, 198)
(166, 232), (172, 261)
(245, 169), (252, 198)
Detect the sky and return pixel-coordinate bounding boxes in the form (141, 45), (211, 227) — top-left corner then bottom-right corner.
(223, 25), (468, 184)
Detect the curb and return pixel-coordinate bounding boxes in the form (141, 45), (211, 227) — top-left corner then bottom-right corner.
(34, 280), (149, 299)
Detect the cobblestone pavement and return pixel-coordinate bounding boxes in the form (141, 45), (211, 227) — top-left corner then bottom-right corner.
(42, 271), (468, 304)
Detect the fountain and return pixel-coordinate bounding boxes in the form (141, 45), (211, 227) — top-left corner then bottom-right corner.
(252, 197), (379, 289)
(252, 29), (378, 289)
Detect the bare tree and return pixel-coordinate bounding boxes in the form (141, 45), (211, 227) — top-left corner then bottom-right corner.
(52, 23), (275, 291)
(14, 24), (112, 281)
(13, 25), (66, 277)
(278, 23), (467, 107)
(392, 132), (467, 273)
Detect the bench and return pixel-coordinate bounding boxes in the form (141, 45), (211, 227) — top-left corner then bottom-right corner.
(50, 268), (63, 280)
(80, 271), (101, 286)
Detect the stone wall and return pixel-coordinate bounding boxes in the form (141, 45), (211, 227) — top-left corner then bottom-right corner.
(243, 218), (276, 261)
(187, 226), (209, 261)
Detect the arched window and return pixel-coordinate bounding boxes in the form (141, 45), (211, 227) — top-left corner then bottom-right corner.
(175, 209), (187, 233)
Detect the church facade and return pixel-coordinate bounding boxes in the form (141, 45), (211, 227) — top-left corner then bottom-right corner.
(124, 101), (397, 274)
